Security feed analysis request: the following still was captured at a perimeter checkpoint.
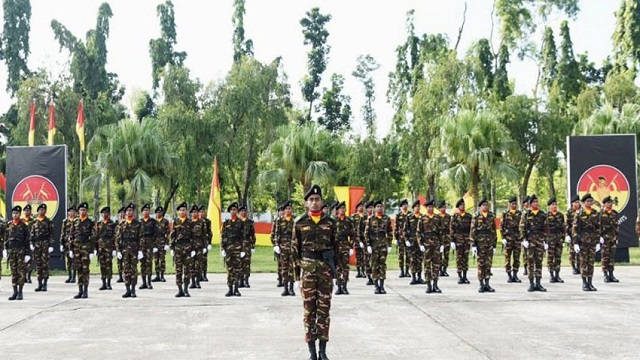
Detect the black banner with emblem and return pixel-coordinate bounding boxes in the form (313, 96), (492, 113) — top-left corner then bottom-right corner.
(7, 145), (67, 270)
(567, 135), (638, 260)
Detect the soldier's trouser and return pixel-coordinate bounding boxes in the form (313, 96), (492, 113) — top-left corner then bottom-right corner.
(74, 247), (91, 286)
(408, 242), (422, 274)
(370, 244), (388, 281)
(154, 248), (167, 273)
(504, 236), (521, 272)
(225, 248), (242, 286)
(569, 235), (578, 267)
(201, 248), (209, 274)
(442, 236), (451, 269)
(279, 245), (294, 283)
(364, 250), (372, 276)
(241, 250), (252, 277)
(301, 258), (333, 343)
(98, 248), (114, 279)
(192, 251), (203, 278)
(546, 234), (563, 272)
(9, 249), (26, 286)
(336, 246), (350, 284)
(601, 234), (617, 272)
(476, 241), (493, 280)
(64, 247), (74, 272)
(527, 239), (544, 280)
(522, 246), (529, 271)
(122, 245), (139, 286)
(579, 237), (597, 278)
(397, 238), (407, 270)
(34, 243), (50, 280)
(355, 246), (366, 269)
(174, 245), (192, 286)
(140, 238), (153, 277)
(454, 235), (470, 272)
(423, 240), (440, 281)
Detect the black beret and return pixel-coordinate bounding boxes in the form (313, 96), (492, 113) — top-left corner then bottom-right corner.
(337, 201), (346, 209)
(100, 206), (110, 214)
(24, 204), (31, 211)
(37, 203), (47, 211)
(12, 205), (22, 213)
(373, 199), (383, 207)
(304, 184), (322, 200)
(331, 201), (339, 210)
(199, 205), (206, 211)
(67, 206), (76, 212)
(412, 200), (422, 208)
(124, 203), (134, 211)
(398, 199), (408, 207)
(322, 203), (330, 209)
(547, 197), (557, 206)
(455, 198), (465, 208)
(117, 207), (125, 214)
(238, 204), (247, 211)
(478, 198), (488, 206)
(226, 202), (238, 212)
(438, 200), (446, 208)
(570, 195), (580, 203)
(508, 196), (517, 203)
(155, 206), (164, 213)
(282, 200), (293, 209)
(190, 205), (199, 213)
(276, 204), (283, 211)
(141, 204), (150, 211)
(365, 201), (374, 208)
(522, 196), (530, 204)
(78, 202), (88, 210)
(425, 199), (435, 207)
(355, 200), (364, 208)
(581, 193), (593, 202)
(529, 195), (538, 203)
(602, 196), (612, 204)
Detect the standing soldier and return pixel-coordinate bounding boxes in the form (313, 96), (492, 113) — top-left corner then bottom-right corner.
(169, 202), (196, 297)
(334, 201), (354, 295)
(70, 202), (96, 299)
(501, 196), (522, 283)
(520, 196), (530, 276)
(152, 206), (170, 282)
(566, 195), (581, 274)
(438, 201), (452, 277)
(321, 203), (330, 215)
(222, 202), (244, 297)
(350, 201), (366, 279)
(30, 204), (54, 292)
(0, 217), (4, 287)
(363, 201), (375, 286)
(405, 200), (424, 285)
(599, 196), (619, 283)
(418, 199), (443, 294)
(116, 203), (143, 298)
(23, 204), (34, 284)
(470, 198), (496, 293)
(364, 200), (393, 294)
(572, 193), (600, 291)
(274, 200), (296, 296)
(96, 206), (116, 291)
(395, 199), (410, 278)
(292, 185), (337, 360)
(6, 205), (29, 300)
(139, 204), (157, 290)
(61, 206), (76, 283)
(450, 198), (472, 285)
(519, 195), (547, 292)
(239, 205), (256, 288)
(271, 203), (285, 287)
(199, 205), (213, 282)
(546, 197), (565, 283)
(116, 207), (126, 283)
(190, 205), (205, 289)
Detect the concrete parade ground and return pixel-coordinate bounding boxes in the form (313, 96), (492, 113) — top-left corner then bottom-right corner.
(0, 267), (639, 360)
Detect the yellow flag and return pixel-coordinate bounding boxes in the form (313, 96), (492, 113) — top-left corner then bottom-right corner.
(207, 156), (221, 243)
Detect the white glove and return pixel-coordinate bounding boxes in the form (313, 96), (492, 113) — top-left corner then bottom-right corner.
(387, 246), (392, 252)
(251, 248), (256, 254)
(501, 239), (507, 246)
(24, 255), (31, 263)
(202, 248), (207, 254)
(164, 245), (170, 251)
(419, 245), (426, 252)
(366, 246), (372, 254)
(273, 245), (281, 254)
(30, 244), (35, 251)
(60, 245), (64, 252)
(439, 245), (444, 253)
(472, 246), (477, 256)
(117, 251), (123, 259)
(405, 240), (411, 247)
(565, 235), (571, 244)
(240, 251), (246, 258)
(450, 242), (456, 250)
(138, 250), (144, 260)
(48, 246), (54, 253)
(522, 240), (529, 249)
(574, 244), (580, 253)
(153, 247), (158, 253)
(2, 249), (7, 258)
(221, 250), (226, 257)
(190, 250), (196, 258)
(170, 250), (175, 257)
(394, 239), (398, 246)
(596, 243), (601, 252)
(112, 250), (116, 257)
(89, 253), (95, 260)
(359, 242), (364, 249)
(543, 242), (549, 250)
(294, 281), (300, 290)
(492, 248), (496, 254)
(207, 244), (212, 251)
(599, 237), (605, 244)
(348, 249), (354, 256)
(69, 250), (74, 259)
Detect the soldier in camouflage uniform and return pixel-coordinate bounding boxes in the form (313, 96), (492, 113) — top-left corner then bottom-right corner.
(334, 201), (354, 295)
(520, 196), (530, 276)
(199, 205), (213, 282)
(438, 201), (452, 277)
(418, 199), (443, 294)
(152, 206), (170, 282)
(470, 198), (496, 293)
(189, 205), (205, 289)
(61, 206), (76, 283)
(362, 201), (375, 286)
(116, 203), (143, 298)
(0, 217), (4, 285)
(546, 197), (565, 283)
(22, 204), (34, 284)
(519, 195), (548, 292)
(170, 202), (196, 298)
(30, 203), (54, 292)
(96, 206), (116, 291)
(572, 193), (600, 291)
(293, 185), (337, 360)
(395, 199), (410, 278)
(238, 205), (256, 288)
(405, 200), (424, 285)
(599, 196), (619, 283)
(364, 200), (393, 295)
(450, 198), (472, 284)
(70, 202), (95, 299)
(501, 196), (522, 283)
(274, 200), (296, 296)
(222, 202), (244, 297)
(116, 207), (126, 283)
(350, 201), (366, 279)
(139, 204), (157, 290)
(566, 195), (581, 275)
(271, 203), (285, 287)
(6, 205), (29, 301)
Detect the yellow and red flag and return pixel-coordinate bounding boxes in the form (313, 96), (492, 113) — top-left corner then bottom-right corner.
(48, 102), (56, 145)
(333, 186), (366, 216)
(28, 100), (35, 146)
(76, 100), (85, 151)
(207, 155), (222, 243)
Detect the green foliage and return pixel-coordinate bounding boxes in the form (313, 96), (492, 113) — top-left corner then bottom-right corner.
(300, 7), (332, 122)
(232, 0), (253, 63)
(149, 0), (187, 90)
(555, 20), (583, 111)
(317, 73), (351, 135)
(613, 0), (640, 71)
(352, 54), (380, 135)
(1, 0), (31, 95)
(602, 68), (639, 110)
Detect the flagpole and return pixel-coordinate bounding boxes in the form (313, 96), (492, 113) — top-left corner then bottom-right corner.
(79, 149), (83, 203)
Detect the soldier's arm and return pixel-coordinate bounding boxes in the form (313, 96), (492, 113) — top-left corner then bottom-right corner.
(250, 221), (256, 248)
(613, 212), (619, 238)
(90, 221), (97, 253)
(291, 222), (300, 268)
(48, 220), (55, 246)
(518, 213), (526, 241)
(469, 215), (476, 246)
(386, 218), (393, 247)
(270, 220), (277, 247)
(571, 214), (580, 243)
(363, 219), (370, 247)
(169, 222), (177, 249)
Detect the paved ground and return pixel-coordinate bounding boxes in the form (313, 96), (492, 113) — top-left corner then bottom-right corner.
(0, 267), (639, 359)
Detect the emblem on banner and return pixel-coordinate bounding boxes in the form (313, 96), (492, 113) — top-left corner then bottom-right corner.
(577, 165), (630, 212)
(12, 175), (60, 219)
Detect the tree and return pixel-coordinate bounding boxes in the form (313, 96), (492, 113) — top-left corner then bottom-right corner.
(1, 0), (31, 96)
(352, 54), (380, 136)
(130, 89), (156, 121)
(232, 0), (253, 63)
(317, 73), (351, 135)
(612, 0), (640, 72)
(555, 20), (583, 110)
(540, 26), (557, 90)
(148, 0), (187, 90)
(603, 68), (639, 110)
(300, 7), (331, 122)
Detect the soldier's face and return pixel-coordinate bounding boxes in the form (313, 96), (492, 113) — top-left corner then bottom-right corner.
(12, 211), (20, 220)
(230, 208), (237, 217)
(156, 212), (164, 219)
(401, 204), (408, 211)
(284, 206), (292, 216)
(38, 208), (46, 216)
(306, 194), (322, 212)
(480, 203), (488, 212)
(79, 208), (87, 217)
(239, 209), (247, 217)
(426, 205), (434, 213)
(549, 203), (557, 212)
(102, 212), (110, 219)
(584, 199), (593, 208)
(322, 207), (329, 214)
(356, 205), (363, 213)
(413, 205), (420, 213)
(531, 199), (539, 209)
(338, 207), (346, 216)
(125, 208), (133, 217)
(199, 210), (206, 219)
(278, 210), (284, 217)
(191, 211), (198, 219)
(68, 211), (75, 218)
(604, 201), (612, 209)
(366, 206), (373, 214)
(439, 206), (446, 213)
(510, 202), (516, 210)
(178, 207), (187, 217)
(572, 201), (580, 210)
(142, 209), (150, 217)
(458, 204), (466, 212)
(375, 204), (384, 214)
(24, 209), (31, 216)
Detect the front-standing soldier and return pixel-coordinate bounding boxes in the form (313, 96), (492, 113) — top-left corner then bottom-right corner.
(350, 201), (366, 279)
(450, 198), (472, 285)
(438, 201), (452, 277)
(520, 196), (530, 276)
(116, 207), (126, 283)
(274, 200), (296, 296)
(395, 199), (409, 278)
(70, 202), (96, 299)
(190, 205), (204, 289)
(572, 193), (600, 291)
(364, 200), (393, 295)
(334, 201), (355, 295)
(116, 203), (143, 298)
(546, 197), (565, 283)
(293, 185), (337, 360)
(61, 206), (76, 283)
(139, 204), (157, 290)
(599, 196), (619, 283)
(169, 202), (196, 298)
(30, 204), (54, 292)
(418, 200), (443, 294)
(566, 195), (581, 274)
(470, 198), (496, 293)
(405, 200), (424, 285)
(152, 206), (170, 282)
(199, 205), (213, 282)
(501, 196), (522, 283)
(239, 205), (256, 288)
(6, 205), (29, 300)
(96, 206), (116, 291)
(221, 202), (244, 297)
(23, 204), (34, 284)
(519, 195), (548, 292)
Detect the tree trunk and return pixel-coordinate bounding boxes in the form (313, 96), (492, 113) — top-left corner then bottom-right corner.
(547, 171), (556, 197)
(519, 155), (538, 201)
(471, 167), (480, 208)
(162, 179), (179, 217)
(106, 175), (111, 207)
(426, 174), (436, 201)
(242, 138), (256, 207)
(490, 179), (496, 213)
(93, 187), (100, 220)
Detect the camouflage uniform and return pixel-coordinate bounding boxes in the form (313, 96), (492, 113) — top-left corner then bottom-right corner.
(71, 216), (95, 287)
(439, 210), (452, 276)
(270, 213), (282, 286)
(0, 220), (4, 281)
(520, 209), (547, 290)
(60, 215), (76, 282)
(240, 217), (256, 287)
(470, 210), (496, 291)
(6, 219), (29, 299)
(404, 212), (423, 282)
(274, 215), (295, 294)
(546, 210), (565, 279)
(139, 216), (158, 288)
(450, 211), (473, 283)
(222, 217), (245, 295)
(418, 213), (442, 284)
(363, 213), (392, 293)
(200, 216), (212, 281)
(23, 215), (34, 283)
(566, 207), (580, 274)
(190, 217), (205, 288)
(350, 212), (367, 277)
(395, 210), (409, 276)
(29, 216), (54, 284)
(154, 216), (170, 281)
(170, 217), (196, 292)
(362, 212), (374, 280)
(572, 207), (600, 290)
(116, 217), (143, 297)
(95, 218), (116, 288)
(334, 214), (354, 294)
(501, 209), (522, 277)
(599, 208), (619, 280)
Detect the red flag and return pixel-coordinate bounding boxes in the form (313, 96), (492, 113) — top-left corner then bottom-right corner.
(48, 102), (56, 145)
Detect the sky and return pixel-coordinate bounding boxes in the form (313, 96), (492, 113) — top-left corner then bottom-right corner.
(0, 0), (623, 138)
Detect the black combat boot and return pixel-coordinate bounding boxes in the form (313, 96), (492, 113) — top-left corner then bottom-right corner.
(289, 281), (296, 296)
(366, 275), (374, 286)
(152, 271), (161, 282)
(42, 278), (48, 291)
(457, 272), (464, 284)
(555, 270), (564, 283)
(342, 282), (349, 295)
(35, 278), (43, 292)
(130, 285), (137, 298)
(117, 270), (123, 283)
(334, 281), (343, 295)
(535, 277), (546, 292)
(527, 278), (536, 292)
(523, 267), (528, 276)
(195, 276), (201, 289)
(82, 284), (89, 298)
(573, 264), (580, 275)
(71, 270), (77, 283)
(374, 280), (381, 294)
(442, 266), (449, 277)
(189, 277), (197, 289)
(238, 277), (246, 288)
(122, 285), (132, 298)
(277, 273), (284, 287)
(74, 285), (83, 299)
(405, 266), (410, 277)
(379, 279), (387, 294)
(27, 270), (32, 283)
(478, 279), (486, 293)
(462, 270), (470, 284)
(99, 278), (107, 291)
(107, 278), (112, 290)
(65, 269), (73, 283)
(161, 272), (166, 282)
(507, 271), (514, 283)
(233, 281), (241, 297)
(512, 271), (522, 283)
(609, 270), (619, 283)
(307, 340), (318, 360)
(282, 283), (291, 296)
(603, 270), (611, 283)
(417, 272), (425, 284)
(399, 268), (405, 278)
(549, 270), (558, 283)
(485, 278), (495, 292)
(140, 276), (149, 289)
(425, 281), (433, 294)
(176, 285), (185, 298)
(183, 283), (190, 298)
(410, 272), (419, 285)
(432, 280), (442, 293)
(147, 276), (153, 289)
(587, 277), (597, 291)
(224, 285), (233, 297)
(244, 275), (251, 288)
(318, 340), (329, 360)
(17, 285), (23, 300)
(355, 267), (363, 278)
(8, 286), (18, 300)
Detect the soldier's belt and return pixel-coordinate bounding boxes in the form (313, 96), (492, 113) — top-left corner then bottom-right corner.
(454, 228), (470, 234)
(601, 229), (614, 235)
(302, 250), (332, 260)
(122, 237), (138, 243)
(175, 239), (191, 245)
(143, 232), (155, 237)
(475, 230), (491, 235)
(549, 229), (563, 234)
(33, 235), (51, 242)
(77, 235), (91, 243)
(423, 231), (438, 236)
(5, 240), (27, 249)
